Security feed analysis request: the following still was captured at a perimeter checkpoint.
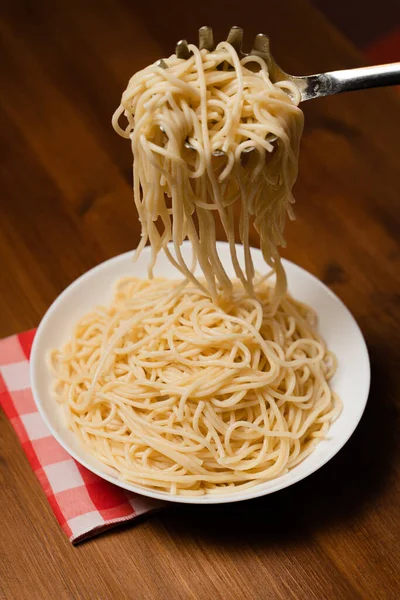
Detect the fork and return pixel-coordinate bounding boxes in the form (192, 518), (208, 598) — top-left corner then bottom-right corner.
(174, 25), (400, 102)
(159, 25), (400, 155)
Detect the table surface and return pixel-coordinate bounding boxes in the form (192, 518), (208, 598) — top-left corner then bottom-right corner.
(1, 1), (400, 599)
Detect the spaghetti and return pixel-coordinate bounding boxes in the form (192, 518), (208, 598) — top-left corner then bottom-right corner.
(49, 276), (341, 495)
(112, 42), (304, 307)
(49, 42), (340, 496)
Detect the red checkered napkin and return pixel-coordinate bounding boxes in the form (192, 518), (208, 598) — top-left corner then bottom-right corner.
(0, 330), (162, 543)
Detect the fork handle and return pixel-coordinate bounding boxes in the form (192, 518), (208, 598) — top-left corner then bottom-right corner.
(296, 63), (400, 101)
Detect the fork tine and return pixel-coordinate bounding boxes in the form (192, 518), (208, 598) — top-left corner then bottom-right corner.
(226, 26), (243, 52)
(176, 39), (192, 59)
(156, 59), (168, 69)
(251, 33), (270, 59)
(199, 26), (214, 51)
(252, 33), (288, 81)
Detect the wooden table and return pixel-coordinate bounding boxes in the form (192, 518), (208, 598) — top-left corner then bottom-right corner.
(1, 1), (399, 598)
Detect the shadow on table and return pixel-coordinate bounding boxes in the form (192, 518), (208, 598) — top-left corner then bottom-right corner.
(156, 344), (398, 547)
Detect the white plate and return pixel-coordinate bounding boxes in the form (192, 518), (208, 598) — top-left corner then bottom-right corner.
(30, 242), (370, 504)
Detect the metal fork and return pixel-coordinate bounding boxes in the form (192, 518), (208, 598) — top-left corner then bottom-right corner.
(176, 25), (400, 101)
(160, 25), (400, 155)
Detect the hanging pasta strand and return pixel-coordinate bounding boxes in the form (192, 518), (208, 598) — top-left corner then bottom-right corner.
(112, 42), (303, 310)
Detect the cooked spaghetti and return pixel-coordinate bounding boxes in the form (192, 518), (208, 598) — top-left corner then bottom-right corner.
(112, 42), (303, 307)
(49, 276), (341, 495)
(49, 42), (341, 496)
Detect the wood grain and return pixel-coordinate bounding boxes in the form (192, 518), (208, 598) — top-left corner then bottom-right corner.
(1, 1), (400, 598)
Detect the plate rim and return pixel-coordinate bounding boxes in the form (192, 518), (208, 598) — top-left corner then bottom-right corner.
(30, 243), (371, 504)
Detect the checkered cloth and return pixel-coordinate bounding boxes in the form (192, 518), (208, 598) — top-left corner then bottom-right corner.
(0, 330), (161, 543)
